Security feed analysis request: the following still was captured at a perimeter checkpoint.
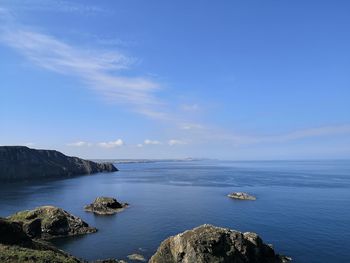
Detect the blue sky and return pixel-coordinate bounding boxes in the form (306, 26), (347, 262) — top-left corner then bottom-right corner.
(1, 0), (350, 159)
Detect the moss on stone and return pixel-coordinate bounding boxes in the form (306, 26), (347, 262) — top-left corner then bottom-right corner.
(0, 244), (82, 263)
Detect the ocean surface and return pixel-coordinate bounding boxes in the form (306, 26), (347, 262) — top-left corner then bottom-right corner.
(0, 160), (349, 262)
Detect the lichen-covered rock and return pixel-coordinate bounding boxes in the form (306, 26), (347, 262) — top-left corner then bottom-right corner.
(149, 224), (290, 263)
(0, 146), (118, 181)
(84, 197), (128, 215)
(8, 206), (97, 239)
(127, 253), (146, 261)
(227, 192), (256, 200)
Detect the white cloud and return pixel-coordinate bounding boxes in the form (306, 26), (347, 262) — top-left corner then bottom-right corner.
(168, 139), (187, 146)
(98, 139), (124, 148)
(67, 141), (92, 147)
(136, 143), (143, 148)
(144, 139), (161, 145)
(24, 142), (35, 147)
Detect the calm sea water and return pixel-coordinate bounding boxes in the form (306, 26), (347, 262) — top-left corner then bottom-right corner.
(0, 160), (349, 262)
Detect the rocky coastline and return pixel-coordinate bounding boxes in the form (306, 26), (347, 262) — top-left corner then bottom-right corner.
(0, 146), (118, 181)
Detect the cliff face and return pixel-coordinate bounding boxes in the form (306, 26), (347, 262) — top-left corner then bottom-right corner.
(0, 146), (118, 181)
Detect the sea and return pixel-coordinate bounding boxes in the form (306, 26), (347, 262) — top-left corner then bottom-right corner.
(0, 160), (349, 263)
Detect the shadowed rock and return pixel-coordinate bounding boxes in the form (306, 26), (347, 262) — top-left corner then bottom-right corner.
(149, 224), (290, 263)
(0, 218), (83, 263)
(227, 192), (256, 200)
(0, 146), (118, 181)
(85, 197), (128, 215)
(8, 206), (97, 239)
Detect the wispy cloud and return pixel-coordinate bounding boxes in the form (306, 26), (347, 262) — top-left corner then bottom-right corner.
(168, 139), (187, 146)
(67, 141), (92, 147)
(144, 139), (161, 145)
(181, 104), (200, 111)
(1, 0), (108, 15)
(97, 139), (124, 148)
(0, 17), (163, 118)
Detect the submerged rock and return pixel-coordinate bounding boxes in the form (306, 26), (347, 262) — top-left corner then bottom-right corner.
(84, 197), (128, 215)
(0, 146), (118, 181)
(149, 224), (290, 263)
(227, 192), (256, 200)
(127, 253), (146, 261)
(8, 206), (97, 239)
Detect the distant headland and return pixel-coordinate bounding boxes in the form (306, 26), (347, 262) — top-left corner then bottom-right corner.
(0, 146), (118, 181)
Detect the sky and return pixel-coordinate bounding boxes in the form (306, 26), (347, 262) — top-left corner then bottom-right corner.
(1, 0), (350, 160)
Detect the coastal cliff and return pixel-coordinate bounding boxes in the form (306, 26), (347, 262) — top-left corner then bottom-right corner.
(0, 146), (117, 181)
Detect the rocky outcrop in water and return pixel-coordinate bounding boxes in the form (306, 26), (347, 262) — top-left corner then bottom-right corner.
(149, 224), (290, 263)
(0, 146), (118, 181)
(0, 217), (83, 263)
(84, 197), (128, 215)
(227, 192), (256, 200)
(8, 206), (97, 239)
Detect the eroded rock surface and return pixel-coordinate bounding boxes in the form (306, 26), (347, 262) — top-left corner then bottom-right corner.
(8, 206), (97, 239)
(227, 192), (256, 200)
(85, 197), (128, 215)
(149, 224), (290, 263)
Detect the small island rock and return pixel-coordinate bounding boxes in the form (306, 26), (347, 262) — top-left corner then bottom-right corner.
(8, 206), (97, 239)
(85, 197), (128, 215)
(227, 192), (256, 200)
(149, 224), (290, 263)
(127, 253), (146, 261)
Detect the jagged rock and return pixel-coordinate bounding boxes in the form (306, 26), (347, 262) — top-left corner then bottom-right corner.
(85, 197), (128, 215)
(127, 253), (146, 261)
(149, 224), (290, 263)
(227, 192), (256, 200)
(0, 218), (83, 262)
(8, 206), (97, 239)
(0, 146), (118, 181)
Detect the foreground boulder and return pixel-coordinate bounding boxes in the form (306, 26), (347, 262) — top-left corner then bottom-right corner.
(0, 146), (118, 181)
(149, 224), (290, 263)
(8, 206), (97, 239)
(228, 192), (256, 200)
(0, 218), (82, 263)
(85, 197), (128, 215)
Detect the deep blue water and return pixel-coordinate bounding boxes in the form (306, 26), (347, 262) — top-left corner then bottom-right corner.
(0, 160), (349, 262)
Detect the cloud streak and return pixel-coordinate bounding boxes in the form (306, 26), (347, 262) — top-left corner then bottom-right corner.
(0, 18), (162, 118)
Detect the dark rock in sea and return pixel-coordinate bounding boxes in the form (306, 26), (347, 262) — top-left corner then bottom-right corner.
(8, 206), (97, 239)
(227, 192), (256, 200)
(0, 218), (83, 262)
(85, 197), (129, 215)
(0, 146), (118, 181)
(149, 224), (290, 263)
